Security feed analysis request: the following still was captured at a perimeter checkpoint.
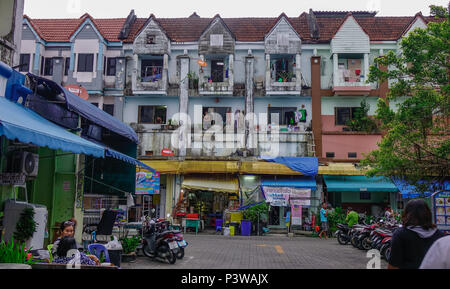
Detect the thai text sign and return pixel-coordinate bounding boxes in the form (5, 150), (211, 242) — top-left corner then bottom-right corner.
(263, 186), (311, 206)
(136, 171), (160, 195)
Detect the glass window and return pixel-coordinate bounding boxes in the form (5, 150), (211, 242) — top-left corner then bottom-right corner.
(268, 107), (297, 125)
(103, 104), (114, 116)
(77, 54), (94, 72)
(43, 58), (53, 76)
(19, 54), (30, 72)
(138, 106), (167, 124)
(335, 107), (359, 125)
(64, 57), (70, 76)
(106, 58), (116, 76)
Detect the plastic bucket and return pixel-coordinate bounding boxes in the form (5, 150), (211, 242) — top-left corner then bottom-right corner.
(108, 249), (122, 267)
(229, 226), (235, 236)
(241, 220), (251, 236)
(223, 227), (230, 236)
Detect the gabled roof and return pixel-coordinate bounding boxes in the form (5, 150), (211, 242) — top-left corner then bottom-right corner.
(23, 11), (446, 44)
(199, 14), (236, 40)
(265, 13), (302, 40)
(132, 13), (171, 42)
(401, 12), (428, 36)
(331, 12), (370, 39)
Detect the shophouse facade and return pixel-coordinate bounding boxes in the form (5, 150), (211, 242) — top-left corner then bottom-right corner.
(18, 9), (441, 231)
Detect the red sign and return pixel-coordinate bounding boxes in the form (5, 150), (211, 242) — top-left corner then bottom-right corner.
(65, 84), (89, 100)
(161, 149), (175, 156)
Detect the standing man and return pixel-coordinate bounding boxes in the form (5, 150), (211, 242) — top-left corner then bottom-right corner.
(319, 202), (328, 239)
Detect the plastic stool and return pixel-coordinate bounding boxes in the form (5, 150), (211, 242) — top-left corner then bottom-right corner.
(88, 243), (110, 263)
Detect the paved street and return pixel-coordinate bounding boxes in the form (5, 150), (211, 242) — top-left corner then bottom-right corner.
(121, 234), (388, 269)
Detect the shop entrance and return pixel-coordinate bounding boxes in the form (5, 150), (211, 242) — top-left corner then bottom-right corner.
(268, 206), (287, 228)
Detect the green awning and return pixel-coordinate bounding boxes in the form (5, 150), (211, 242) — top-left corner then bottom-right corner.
(323, 175), (398, 192)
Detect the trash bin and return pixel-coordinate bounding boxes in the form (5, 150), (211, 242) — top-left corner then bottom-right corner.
(241, 220), (251, 236)
(108, 249), (122, 268)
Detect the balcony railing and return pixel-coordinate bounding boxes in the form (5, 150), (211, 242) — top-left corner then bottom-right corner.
(134, 65), (167, 93)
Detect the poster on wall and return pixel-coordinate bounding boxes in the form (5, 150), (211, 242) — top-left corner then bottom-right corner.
(291, 204), (302, 225)
(262, 186), (311, 207)
(136, 171), (160, 195)
(434, 191), (450, 232)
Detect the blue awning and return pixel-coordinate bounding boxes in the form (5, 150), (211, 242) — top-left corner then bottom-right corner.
(323, 175), (398, 192)
(27, 73), (138, 144)
(105, 148), (156, 173)
(393, 178), (450, 199)
(0, 96), (105, 158)
(261, 176), (317, 190)
(261, 157), (318, 176)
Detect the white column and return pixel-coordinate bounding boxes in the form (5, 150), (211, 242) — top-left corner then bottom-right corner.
(198, 54), (204, 91)
(265, 54), (271, 91)
(132, 54), (138, 91)
(163, 53), (169, 91)
(228, 54), (234, 91)
(295, 53), (302, 92)
(333, 53), (339, 87)
(364, 53), (369, 83)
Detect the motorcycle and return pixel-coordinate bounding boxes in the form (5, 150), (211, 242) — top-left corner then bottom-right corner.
(151, 217), (188, 260)
(141, 219), (178, 264)
(335, 223), (352, 245)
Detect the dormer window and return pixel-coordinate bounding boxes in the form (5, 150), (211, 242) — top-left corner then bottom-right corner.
(210, 34), (223, 47)
(146, 34), (156, 44)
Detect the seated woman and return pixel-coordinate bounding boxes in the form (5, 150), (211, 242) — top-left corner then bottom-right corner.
(53, 236), (100, 266)
(52, 219), (83, 258)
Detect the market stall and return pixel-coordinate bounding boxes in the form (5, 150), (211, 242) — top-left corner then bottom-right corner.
(176, 174), (240, 232)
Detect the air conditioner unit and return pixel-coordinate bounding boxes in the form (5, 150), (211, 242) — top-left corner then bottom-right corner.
(13, 152), (39, 178)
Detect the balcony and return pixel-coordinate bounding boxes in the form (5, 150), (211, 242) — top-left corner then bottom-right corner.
(332, 54), (372, 96)
(265, 54), (302, 96)
(198, 55), (234, 95)
(134, 125), (314, 158)
(132, 56), (168, 96)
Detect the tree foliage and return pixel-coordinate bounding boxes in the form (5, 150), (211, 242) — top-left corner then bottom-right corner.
(346, 99), (379, 133)
(362, 6), (450, 196)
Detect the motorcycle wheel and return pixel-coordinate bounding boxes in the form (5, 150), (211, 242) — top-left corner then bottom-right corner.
(337, 233), (349, 245)
(384, 247), (392, 262)
(167, 250), (177, 264)
(361, 237), (372, 251)
(142, 243), (155, 258)
(351, 235), (360, 248)
(176, 247), (185, 259)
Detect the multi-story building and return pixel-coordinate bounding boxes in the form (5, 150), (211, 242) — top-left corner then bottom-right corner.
(20, 9), (439, 230)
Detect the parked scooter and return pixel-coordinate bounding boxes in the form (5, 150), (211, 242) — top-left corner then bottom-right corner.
(140, 218), (178, 264)
(153, 216), (188, 260)
(335, 223), (352, 245)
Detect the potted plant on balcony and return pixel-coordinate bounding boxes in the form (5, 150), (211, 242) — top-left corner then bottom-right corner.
(187, 72), (199, 89)
(168, 119), (179, 130)
(119, 235), (141, 263)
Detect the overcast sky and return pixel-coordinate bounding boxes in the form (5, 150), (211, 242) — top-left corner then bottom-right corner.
(24, 0), (449, 18)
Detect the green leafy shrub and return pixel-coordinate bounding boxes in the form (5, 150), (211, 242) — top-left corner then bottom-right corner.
(0, 238), (35, 265)
(120, 235), (141, 254)
(14, 208), (37, 244)
(327, 207), (346, 233)
(242, 202), (269, 224)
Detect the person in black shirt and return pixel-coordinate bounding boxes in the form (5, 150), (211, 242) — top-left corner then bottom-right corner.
(388, 199), (445, 269)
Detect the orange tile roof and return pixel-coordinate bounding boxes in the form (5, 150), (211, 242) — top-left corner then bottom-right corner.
(24, 12), (446, 44)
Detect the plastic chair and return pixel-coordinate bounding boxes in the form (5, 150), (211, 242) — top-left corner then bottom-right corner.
(88, 244), (110, 263)
(47, 244), (53, 262)
(216, 219), (223, 232)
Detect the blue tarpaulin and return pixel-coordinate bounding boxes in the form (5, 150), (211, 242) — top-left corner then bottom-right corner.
(0, 96), (105, 158)
(261, 176), (317, 190)
(323, 175), (398, 192)
(105, 148), (156, 173)
(261, 157), (318, 176)
(27, 73), (138, 144)
(393, 178), (450, 199)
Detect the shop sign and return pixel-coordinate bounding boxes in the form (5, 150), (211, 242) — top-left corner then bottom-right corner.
(434, 191), (450, 232)
(263, 186), (311, 206)
(161, 148), (175, 156)
(65, 84), (89, 100)
(0, 173), (26, 185)
(136, 171), (160, 195)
